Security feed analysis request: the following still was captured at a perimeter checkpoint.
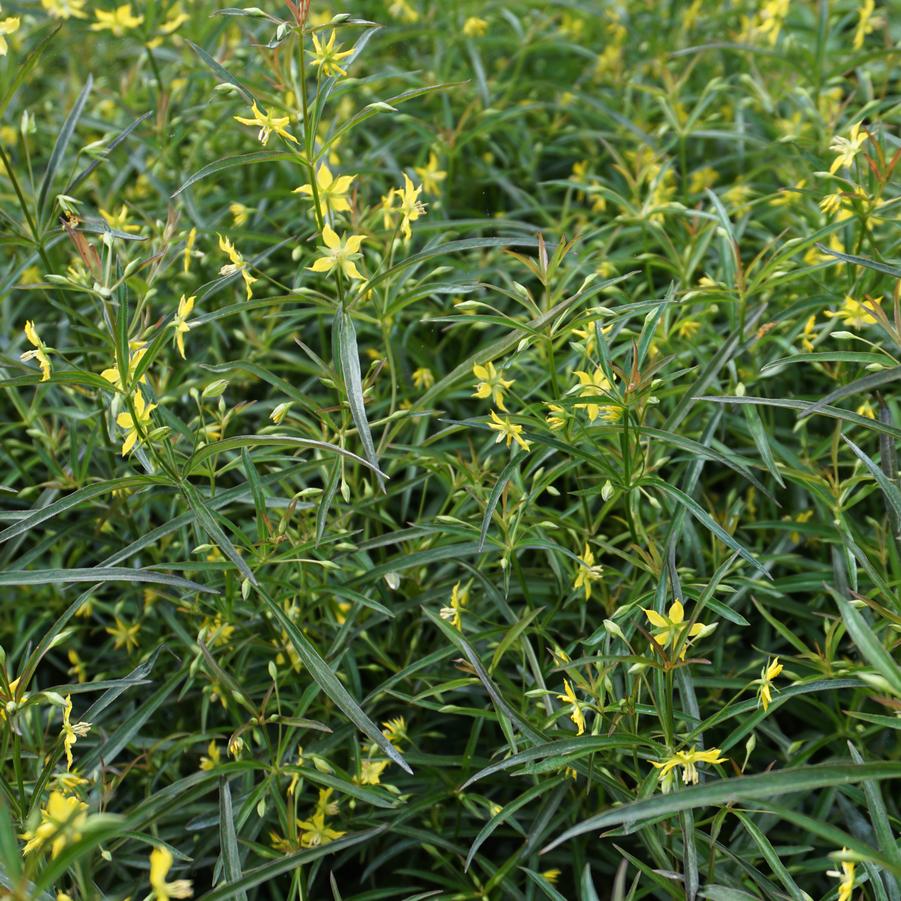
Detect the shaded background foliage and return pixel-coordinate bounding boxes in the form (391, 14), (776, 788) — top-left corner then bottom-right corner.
(0, 0), (900, 898)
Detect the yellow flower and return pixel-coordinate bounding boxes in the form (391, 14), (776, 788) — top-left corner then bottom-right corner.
(199, 614), (234, 650)
(829, 122), (868, 174)
(106, 615), (141, 651)
(379, 189), (399, 229)
(689, 166), (718, 194)
(294, 164), (356, 213)
(171, 294), (195, 359)
(21, 792), (88, 858)
(20, 321), (52, 382)
(158, 3), (189, 36)
(546, 403), (567, 431)
(737, 0), (789, 45)
(676, 319), (701, 340)
(0, 6), (19, 54)
(101, 339), (148, 391)
(542, 869), (561, 885)
(100, 204), (140, 233)
(643, 600), (707, 660)
(61, 695), (90, 771)
(472, 361), (514, 411)
(856, 399), (876, 419)
(570, 160), (590, 183)
(270, 402), (292, 424)
(462, 16), (488, 37)
(233, 100), (298, 146)
(183, 226), (197, 274)
(398, 174), (426, 241)
(853, 0), (876, 49)
(770, 178), (806, 207)
(828, 851), (855, 901)
(311, 30), (355, 77)
(218, 233), (257, 300)
(199, 740), (221, 771)
(67, 649), (86, 684)
(116, 390), (157, 456)
(573, 543), (603, 601)
(487, 409), (531, 452)
(652, 747), (727, 785)
(150, 846), (194, 900)
(41, 0), (87, 19)
(723, 182), (753, 214)
(0, 676), (22, 723)
(296, 811), (345, 847)
(315, 787), (340, 818)
(381, 716), (407, 747)
(755, 656), (783, 712)
(790, 509), (813, 543)
(819, 192), (843, 216)
(573, 368), (613, 422)
(439, 581), (469, 630)
(91, 4), (143, 36)
(825, 295), (881, 330)
(357, 758), (389, 785)
(308, 224), (366, 280)
(388, 0), (419, 23)
(412, 367), (434, 390)
(228, 202), (250, 226)
(801, 314), (816, 352)
(414, 151), (447, 196)
(556, 680), (586, 735)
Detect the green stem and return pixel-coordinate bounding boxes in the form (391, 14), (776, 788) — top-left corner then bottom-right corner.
(297, 33), (325, 234)
(0, 143), (51, 272)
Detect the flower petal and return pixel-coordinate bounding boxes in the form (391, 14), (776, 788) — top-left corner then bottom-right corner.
(322, 224), (339, 249)
(643, 608), (669, 629)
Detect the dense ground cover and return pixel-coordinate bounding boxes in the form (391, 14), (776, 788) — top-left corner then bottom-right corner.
(0, 0), (900, 898)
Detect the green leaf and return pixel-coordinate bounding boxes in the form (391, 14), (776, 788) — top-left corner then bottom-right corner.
(0, 567), (213, 592)
(0, 476), (160, 545)
(316, 83), (466, 163)
(698, 888), (761, 901)
(848, 743), (901, 896)
(182, 482), (257, 587)
(79, 671), (183, 771)
(197, 828), (385, 900)
(645, 478), (767, 577)
(827, 587), (901, 697)
(814, 245), (901, 278)
(732, 811), (809, 901)
(38, 75), (93, 222)
(461, 737), (646, 789)
(702, 395), (901, 440)
(334, 305), (385, 491)
(186, 434), (384, 479)
(842, 436), (901, 531)
(187, 39), (254, 102)
(466, 776), (565, 871)
(479, 456), (519, 551)
(218, 778), (247, 901)
(172, 150), (300, 197)
(520, 868), (568, 901)
(541, 762), (901, 853)
(0, 25), (61, 120)
(799, 367), (901, 423)
(66, 110), (153, 195)
(255, 586), (411, 774)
